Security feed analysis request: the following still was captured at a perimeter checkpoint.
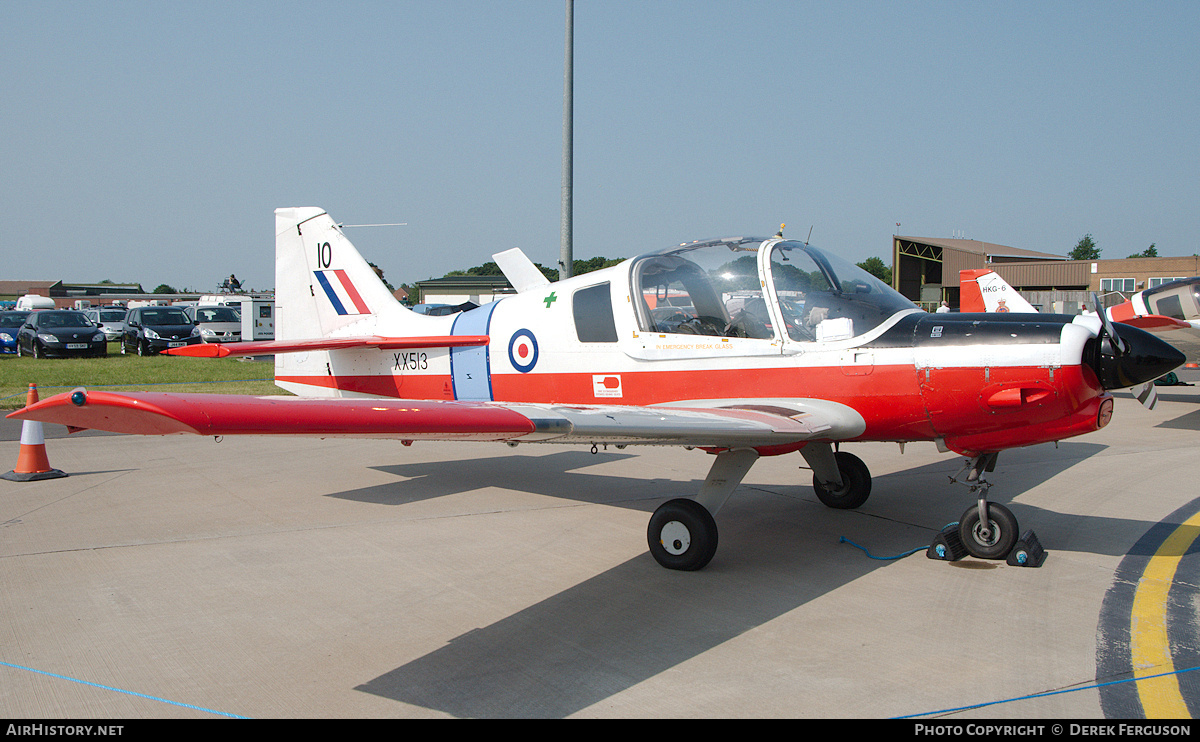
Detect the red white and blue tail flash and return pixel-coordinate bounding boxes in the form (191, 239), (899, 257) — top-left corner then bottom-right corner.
(315, 269), (371, 316)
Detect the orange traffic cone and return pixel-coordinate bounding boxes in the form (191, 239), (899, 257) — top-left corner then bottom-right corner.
(3, 384), (67, 482)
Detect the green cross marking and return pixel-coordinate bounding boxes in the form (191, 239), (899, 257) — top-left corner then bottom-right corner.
(543, 291), (557, 308)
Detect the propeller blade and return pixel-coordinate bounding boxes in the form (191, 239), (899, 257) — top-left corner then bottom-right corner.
(1092, 292), (1126, 355)
(1132, 381), (1159, 410)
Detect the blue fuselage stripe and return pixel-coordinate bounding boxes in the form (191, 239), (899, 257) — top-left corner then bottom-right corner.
(449, 303), (498, 401)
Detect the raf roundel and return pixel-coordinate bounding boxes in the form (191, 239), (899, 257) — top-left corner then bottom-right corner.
(508, 329), (539, 373)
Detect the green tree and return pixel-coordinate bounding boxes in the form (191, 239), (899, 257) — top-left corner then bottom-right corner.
(1127, 243), (1158, 258)
(368, 262), (394, 291)
(1069, 234), (1101, 260)
(856, 256), (892, 285)
(572, 256), (625, 276)
(152, 284), (176, 294)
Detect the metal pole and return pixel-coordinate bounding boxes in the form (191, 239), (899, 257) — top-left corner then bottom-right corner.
(560, 0), (573, 280)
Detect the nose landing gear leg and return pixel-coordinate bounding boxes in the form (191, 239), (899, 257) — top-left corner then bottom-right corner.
(951, 452), (1019, 560)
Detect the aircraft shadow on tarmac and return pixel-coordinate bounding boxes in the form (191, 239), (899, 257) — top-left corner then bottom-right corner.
(353, 490), (909, 718)
(338, 439), (1180, 717)
(1154, 406), (1200, 431)
(328, 449), (646, 508)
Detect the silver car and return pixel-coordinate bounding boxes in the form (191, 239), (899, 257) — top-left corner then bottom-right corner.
(84, 307), (129, 342)
(185, 305), (242, 343)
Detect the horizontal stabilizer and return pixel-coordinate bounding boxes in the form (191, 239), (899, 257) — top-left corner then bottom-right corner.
(164, 335), (489, 357)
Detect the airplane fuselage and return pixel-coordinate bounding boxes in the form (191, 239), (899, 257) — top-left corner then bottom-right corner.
(275, 229), (1115, 458)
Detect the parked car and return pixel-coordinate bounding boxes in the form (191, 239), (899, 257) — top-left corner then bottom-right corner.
(121, 306), (202, 355)
(83, 307), (129, 342)
(16, 310), (108, 358)
(185, 305), (242, 343)
(0, 310), (32, 354)
(411, 301), (478, 316)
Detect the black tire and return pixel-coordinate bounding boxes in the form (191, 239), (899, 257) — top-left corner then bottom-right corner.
(647, 498), (719, 571)
(812, 451), (872, 509)
(958, 502), (1018, 560)
(137, 340), (147, 356)
(32, 342), (42, 359)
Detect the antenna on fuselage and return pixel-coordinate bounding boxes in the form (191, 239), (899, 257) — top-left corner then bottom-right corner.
(805, 225), (813, 245)
(775, 223), (785, 238)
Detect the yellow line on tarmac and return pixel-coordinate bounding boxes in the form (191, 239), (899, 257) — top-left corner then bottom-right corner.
(1132, 512), (1200, 718)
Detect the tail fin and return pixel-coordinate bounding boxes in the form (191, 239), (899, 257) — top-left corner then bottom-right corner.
(959, 269), (1036, 313)
(275, 207), (407, 340)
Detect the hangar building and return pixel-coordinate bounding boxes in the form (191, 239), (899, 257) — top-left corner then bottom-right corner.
(893, 236), (1200, 313)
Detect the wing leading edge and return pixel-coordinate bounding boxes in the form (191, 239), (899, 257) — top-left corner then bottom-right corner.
(7, 391), (866, 448)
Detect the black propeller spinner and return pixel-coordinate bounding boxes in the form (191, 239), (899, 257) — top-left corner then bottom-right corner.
(1088, 292), (1185, 390)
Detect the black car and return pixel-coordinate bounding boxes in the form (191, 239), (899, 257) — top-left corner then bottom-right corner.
(16, 310), (108, 358)
(121, 306), (203, 356)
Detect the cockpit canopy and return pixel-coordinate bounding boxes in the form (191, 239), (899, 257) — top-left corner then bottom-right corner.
(631, 238), (916, 343)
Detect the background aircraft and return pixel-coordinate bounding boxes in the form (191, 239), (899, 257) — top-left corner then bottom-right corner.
(1106, 277), (1200, 373)
(962, 268), (1197, 389)
(9, 209), (1185, 570)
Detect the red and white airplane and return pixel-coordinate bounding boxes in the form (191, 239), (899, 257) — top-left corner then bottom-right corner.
(9, 209), (1185, 569)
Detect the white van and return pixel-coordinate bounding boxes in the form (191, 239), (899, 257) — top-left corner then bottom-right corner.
(15, 294), (55, 311)
(198, 294), (245, 307)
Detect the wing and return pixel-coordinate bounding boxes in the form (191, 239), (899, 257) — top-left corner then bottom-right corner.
(7, 391), (865, 448)
(165, 335), (489, 358)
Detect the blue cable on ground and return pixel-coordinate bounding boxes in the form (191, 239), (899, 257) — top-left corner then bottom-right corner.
(0, 660), (248, 718)
(896, 664), (1200, 718)
(839, 523), (962, 561)
(838, 536), (926, 561)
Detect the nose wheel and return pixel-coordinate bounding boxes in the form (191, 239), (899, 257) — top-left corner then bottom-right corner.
(949, 453), (1020, 560)
(958, 500), (1018, 560)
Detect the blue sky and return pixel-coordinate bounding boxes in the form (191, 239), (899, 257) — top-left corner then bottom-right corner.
(3, 1), (1197, 292)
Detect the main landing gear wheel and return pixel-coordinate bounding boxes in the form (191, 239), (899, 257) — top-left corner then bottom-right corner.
(812, 451), (872, 509)
(647, 498), (718, 571)
(958, 502), (1018, 560)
